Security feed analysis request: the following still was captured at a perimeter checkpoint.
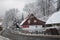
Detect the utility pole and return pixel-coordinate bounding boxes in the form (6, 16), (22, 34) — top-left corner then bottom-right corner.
(45, 0), (48, 16)
(21, 13), (24, 20)
(48, 0), (50, 16)
(42, 0), (45, 16)
(57, 0), (60, 11)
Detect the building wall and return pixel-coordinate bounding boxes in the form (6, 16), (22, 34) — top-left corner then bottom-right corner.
(22, 25), (44, 32)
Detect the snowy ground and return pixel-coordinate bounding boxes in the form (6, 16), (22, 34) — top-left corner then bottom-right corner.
(1, 28), (60, 40)
(0, 36), (10, 40)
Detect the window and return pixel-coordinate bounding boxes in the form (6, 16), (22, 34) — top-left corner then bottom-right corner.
(34, 20), (37, 23)
(28, 20), (30, 24)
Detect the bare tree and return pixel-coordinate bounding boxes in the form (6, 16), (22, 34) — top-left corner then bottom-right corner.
(23, 0), (56, 21)
(3, 8), (19, 28)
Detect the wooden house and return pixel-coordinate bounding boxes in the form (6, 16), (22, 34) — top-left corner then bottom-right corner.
(20, 14), (45, 32)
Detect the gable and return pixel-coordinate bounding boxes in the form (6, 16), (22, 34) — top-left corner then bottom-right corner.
(20, 14), (45, 25)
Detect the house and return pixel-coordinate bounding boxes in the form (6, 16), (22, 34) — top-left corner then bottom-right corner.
(46, 11), (60, 27)
(20, 14), (45, 33)
(45, 11), (60, 35)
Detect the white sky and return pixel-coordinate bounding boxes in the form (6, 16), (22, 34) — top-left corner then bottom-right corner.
(0, 0), (57, 18)
(0, 0), (36, 18)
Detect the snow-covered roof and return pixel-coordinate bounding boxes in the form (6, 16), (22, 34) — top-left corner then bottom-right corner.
(20, 14), (45, 25)
(46, 11), (60, 24)
(20, 18), (28, 25)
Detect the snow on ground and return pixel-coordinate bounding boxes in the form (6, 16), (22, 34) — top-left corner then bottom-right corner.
(46, 11), (60, 24)
(0, 36), (10, 40)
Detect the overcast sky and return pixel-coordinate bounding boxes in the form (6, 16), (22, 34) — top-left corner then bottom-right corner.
(0, 0), (57, 18)
(0, 0), (36, 18)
